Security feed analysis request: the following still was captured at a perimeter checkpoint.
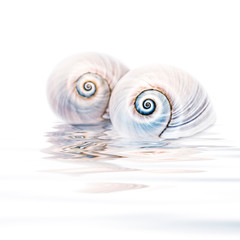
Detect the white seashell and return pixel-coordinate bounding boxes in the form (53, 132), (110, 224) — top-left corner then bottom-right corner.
(109, 65), (215, 139)
(47, 53), (129, 124)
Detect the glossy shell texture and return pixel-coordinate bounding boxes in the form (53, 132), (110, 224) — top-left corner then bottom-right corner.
(109, 65), (215, 139)
(47, 53), (129, 124)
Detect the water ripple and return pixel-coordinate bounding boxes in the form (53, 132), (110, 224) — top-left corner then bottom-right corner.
(44, 122), (240, 193)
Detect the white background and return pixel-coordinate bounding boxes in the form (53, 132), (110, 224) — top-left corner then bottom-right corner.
(0, 1), (240, 239)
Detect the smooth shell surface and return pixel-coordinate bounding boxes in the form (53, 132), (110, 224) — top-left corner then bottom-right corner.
(109, 65), (215, 139)
(47, 53), (129, 124)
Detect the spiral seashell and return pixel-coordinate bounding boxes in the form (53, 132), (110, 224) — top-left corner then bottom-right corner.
(47, 53), (129, 124)
(109, 65), (215, 139)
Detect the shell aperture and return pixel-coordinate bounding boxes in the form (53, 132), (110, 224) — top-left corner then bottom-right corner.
(47, 53), (129, 124)
(109, 65), (215, 139)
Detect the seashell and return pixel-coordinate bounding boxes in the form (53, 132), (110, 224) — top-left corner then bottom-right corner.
(47, 53), (129, 124)
(109, 65), (215, 139)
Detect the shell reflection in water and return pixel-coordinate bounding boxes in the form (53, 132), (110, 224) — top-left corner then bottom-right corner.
(47, 53), (129, 124)
(44, 122), (217, 193)
(109, 65), (216, 139)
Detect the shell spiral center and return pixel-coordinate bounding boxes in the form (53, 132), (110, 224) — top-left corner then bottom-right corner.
(135, 94), (156, 115)
(76, 73), (101, 98)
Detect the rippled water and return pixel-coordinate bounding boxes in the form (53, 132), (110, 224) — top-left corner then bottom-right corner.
(44, 121), (240, 195)
(43, 121), (240, 239)
(1, 121), (240, 240)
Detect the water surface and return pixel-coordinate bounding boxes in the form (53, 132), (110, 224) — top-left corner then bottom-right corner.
(45, 121), (240, 193)
(1, 121), (240, 240)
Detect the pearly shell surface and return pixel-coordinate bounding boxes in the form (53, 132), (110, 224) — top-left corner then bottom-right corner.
(47, 53), (129, 124)
(109, 65), (215, 139)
